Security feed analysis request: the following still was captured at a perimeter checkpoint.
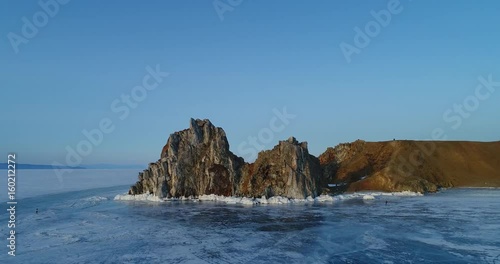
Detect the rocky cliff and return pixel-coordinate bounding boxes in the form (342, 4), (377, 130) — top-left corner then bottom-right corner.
(238, 137), (322, 198)
(129, 119), (321, 199)
(129, 119), (500, 198)
(129, 119), (244, 198)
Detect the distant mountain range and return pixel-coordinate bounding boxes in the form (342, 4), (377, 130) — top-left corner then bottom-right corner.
(0, 163), (144, 170)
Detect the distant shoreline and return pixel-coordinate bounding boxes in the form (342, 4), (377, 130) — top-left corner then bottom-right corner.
(0, 163), (144, 170)
(0, 163), (85, 170)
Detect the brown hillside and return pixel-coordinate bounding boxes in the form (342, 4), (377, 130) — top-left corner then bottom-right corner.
(319, 140), (500, 193)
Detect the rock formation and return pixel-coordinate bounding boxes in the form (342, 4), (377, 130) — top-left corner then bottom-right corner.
(129, 119), (321, 199)
(129, 119), (244, 198)
(129, 118), (500, 198)
(238, 137), (322, 198)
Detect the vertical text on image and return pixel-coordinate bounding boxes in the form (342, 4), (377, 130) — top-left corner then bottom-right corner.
(7, 153), (17, 257)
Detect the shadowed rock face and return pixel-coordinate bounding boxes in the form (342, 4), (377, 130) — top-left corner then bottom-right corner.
(238, 137), (322, 199)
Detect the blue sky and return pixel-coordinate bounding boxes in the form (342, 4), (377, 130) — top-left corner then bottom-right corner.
(1, 0), (499, 165)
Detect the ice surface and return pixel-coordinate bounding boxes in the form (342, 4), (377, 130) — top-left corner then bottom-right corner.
(1, 170), (499, 264)
(0, 169), (137, 201)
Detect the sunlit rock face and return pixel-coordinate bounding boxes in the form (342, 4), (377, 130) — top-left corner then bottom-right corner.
(238, 137), (322, 199)
(318, 140), (500, 193)
(129, 119), (244, 198)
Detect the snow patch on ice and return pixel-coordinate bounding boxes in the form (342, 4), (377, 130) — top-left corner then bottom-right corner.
(336, 191), (422, 200)
(114, 191), (423, 204)
(114, 193), (163, 202)
(84, 196), (108, 203)
(362, 195), (375, 200)
(67, 196), (110, 209)
(198, 194), (255, 205)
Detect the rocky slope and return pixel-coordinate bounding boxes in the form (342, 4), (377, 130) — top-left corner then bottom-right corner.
(129, 119), (500, 197)
(319, 140), (500, 193)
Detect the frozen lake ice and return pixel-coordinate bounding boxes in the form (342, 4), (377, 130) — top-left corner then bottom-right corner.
(1, 170), (499, 263)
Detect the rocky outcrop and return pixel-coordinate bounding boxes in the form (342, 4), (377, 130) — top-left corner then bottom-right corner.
(129, 119), (321, 199)
(129, 119), (500, 197)
(238, 137), (322, 199)
(129, 119), (244, 198)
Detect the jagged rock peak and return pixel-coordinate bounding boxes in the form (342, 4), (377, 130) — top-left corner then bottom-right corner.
(190, 118), (212, 128)
(280, 136), (308, 149)
(131, 118), (244, 198)
(287, 136), (298, 144)
(161, 118), (229, 159)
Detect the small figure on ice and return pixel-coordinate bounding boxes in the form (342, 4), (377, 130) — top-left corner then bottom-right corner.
(35, 208), (38, 214)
